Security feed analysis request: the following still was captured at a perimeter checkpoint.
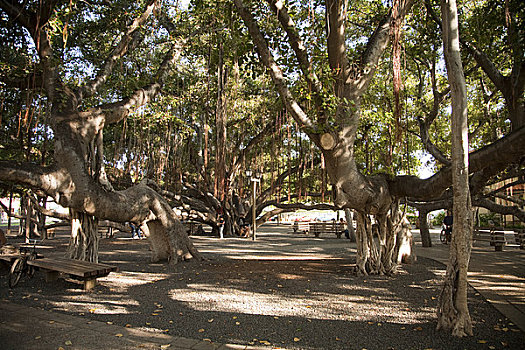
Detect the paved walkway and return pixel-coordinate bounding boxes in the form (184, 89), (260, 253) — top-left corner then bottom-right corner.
(1, 224), (523, 349)
(413, 232), (525, 333)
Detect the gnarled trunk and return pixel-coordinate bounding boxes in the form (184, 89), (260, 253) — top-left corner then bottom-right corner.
(354, 200), (414, 275)
(68, 210), (99, 262)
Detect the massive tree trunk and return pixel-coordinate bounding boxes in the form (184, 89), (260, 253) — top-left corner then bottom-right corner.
(234, 0), (417, 273)
(436, 0), (473, 337)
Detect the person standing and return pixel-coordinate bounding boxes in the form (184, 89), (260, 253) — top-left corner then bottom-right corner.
(218, 215), (225, 239)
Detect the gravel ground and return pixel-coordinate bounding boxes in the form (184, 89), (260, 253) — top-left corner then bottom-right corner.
(0, 228), (523, 350)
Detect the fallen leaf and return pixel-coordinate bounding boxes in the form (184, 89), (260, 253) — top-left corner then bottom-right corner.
(115, 334), (123, 337)
(414, 327), (423, 331)
(160, 345), (171, 349)
(198, 329), (205, 333)
(478, 340), (487, 344)
(146, 322), (151, 326)
(335, 337), (341, 341)
(208, 319), (214, 323)
(125, 324), (132, 328)
(259, 340), (271, 345)
(65, 340), (72, 346)
(232, 316), (237, 319)
(293, 337), (300, 342)
(169, 320), (174, 324)
(49, 321), (55, 324)
(106, 322), (113, 325)
(489, 346), (496, 350)
(152, 313), (158, 316)
(58, 347), (65, 350)
(235, 322), (240, 325)
(401, 327), (406, 330)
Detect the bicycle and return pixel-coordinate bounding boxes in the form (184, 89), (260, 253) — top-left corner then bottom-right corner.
(9, 239), (39, 288)
(440, 225), (452, 244)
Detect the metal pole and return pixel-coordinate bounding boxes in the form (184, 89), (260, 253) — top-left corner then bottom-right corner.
(6, 190), (13, 235)
(252, 179), (257, 241)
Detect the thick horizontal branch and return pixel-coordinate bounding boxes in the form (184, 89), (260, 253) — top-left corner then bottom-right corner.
(389, 126), (525, 199)
(0, 161), (71, 199)
(473, 198), (525, 223)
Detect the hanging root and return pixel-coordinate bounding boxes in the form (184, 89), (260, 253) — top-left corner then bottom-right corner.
(354, 200), (414, 276)
(68, 210), (99, 263)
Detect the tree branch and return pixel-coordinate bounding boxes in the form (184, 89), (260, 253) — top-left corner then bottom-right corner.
(389, 126), (525, 199)
(355, 0), (414, 94)
(95, 40), (185, 125)
(0, 161), (70, 200)
(233, 0), (317, 138)
(80, 0), (159, 99)
(473, 197), (525, 223)
(267, 0), (323, 97)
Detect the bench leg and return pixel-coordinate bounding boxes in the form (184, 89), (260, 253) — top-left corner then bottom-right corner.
(494, 244), (504, 252)
(84, 278), (97, 291)
(45, 271), (60, 282)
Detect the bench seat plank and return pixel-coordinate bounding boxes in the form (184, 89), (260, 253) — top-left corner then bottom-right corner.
(28, 257), (117, 278)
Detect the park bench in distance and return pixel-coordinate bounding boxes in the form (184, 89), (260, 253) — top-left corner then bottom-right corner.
(293, 221), (310, 233)
(28, 257), (118, 291)
(474, 227), (507, 251)
(309, 222), (345, 238)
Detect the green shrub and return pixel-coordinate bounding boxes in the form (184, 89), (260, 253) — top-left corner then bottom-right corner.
(478, 212), (501, 227)
(432, 211), (446, 226)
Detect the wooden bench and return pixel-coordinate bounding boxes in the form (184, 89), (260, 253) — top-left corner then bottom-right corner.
(309, 222), (345, 238)
(28, 257), (118, 291)
(293, 221), (310, 233)
(473, 227), (505, 251)
(183, 221), (200, 235)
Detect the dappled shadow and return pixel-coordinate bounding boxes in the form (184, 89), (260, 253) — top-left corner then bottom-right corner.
(0, 226), (523, 349)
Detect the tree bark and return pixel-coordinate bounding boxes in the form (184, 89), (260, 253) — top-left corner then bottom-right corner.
(437, 0), (473, 337)
(345, 208), (356, 242)
(68, 210), (99, 262)
(419, 209), (432, 247)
